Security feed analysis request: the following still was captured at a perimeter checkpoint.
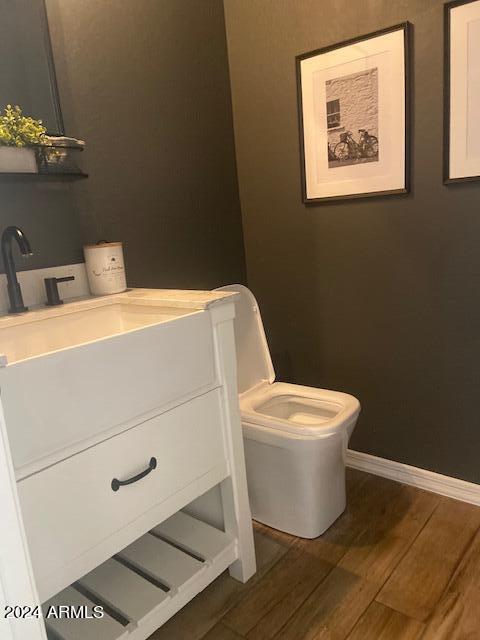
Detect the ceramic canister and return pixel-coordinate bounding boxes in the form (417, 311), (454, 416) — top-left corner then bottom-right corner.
(84, 241), (127, 295)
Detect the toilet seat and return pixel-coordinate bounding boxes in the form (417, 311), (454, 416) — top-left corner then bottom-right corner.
(216, 284), (360, 438)
(241, 382), (359, 438)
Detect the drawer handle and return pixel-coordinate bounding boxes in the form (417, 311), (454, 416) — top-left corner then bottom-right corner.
(111, 457), (157, 492)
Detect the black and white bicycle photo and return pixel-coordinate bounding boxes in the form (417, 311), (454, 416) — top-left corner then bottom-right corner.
(328, 128), (379, 168)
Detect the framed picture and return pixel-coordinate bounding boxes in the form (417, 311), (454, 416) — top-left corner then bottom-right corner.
(444, 0), (480, 183)
(296, 23), (411, 203)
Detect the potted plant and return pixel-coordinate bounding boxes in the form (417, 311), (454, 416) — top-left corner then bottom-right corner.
(0, 105), (49, 173)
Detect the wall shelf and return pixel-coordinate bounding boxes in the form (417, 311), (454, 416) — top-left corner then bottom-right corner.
(0, 172), (88, 181)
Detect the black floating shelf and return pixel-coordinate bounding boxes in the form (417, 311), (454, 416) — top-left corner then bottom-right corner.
(0, 172), (88, 181)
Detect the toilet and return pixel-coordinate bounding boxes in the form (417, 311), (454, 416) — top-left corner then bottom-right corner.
(216, 284), (361, 538)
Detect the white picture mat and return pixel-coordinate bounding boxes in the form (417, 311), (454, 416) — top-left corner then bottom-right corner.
(300, 29), (406, 199)
(449, 1), (480, 179)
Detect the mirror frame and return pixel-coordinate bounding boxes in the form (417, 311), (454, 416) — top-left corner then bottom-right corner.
(40, 0), (65, 135)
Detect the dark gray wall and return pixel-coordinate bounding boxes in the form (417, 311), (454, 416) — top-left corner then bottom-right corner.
(46, 0), (246, 289)
(224, 0), (480, 483)
(0, 183), (83, 272)
(1, 0), (246, 290)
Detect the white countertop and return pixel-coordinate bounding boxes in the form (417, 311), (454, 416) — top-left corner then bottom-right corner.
(0, 287), (238, 330)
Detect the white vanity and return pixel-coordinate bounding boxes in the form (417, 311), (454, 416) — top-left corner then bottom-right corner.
(0, 289), (256, 640)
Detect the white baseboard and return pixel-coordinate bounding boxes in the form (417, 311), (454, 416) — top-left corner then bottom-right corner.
(346, 449), (480, 507)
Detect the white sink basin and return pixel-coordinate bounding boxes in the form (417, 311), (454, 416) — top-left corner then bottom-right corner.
(0, 302), (192, 364)
(0, 290), (227, 476)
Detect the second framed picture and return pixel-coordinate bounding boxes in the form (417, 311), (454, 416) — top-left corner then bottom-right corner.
(444, 0), (480, 183)
(296, 23), (411, 203)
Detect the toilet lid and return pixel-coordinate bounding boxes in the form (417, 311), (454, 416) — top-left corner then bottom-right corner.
(215, 284), (275, 394)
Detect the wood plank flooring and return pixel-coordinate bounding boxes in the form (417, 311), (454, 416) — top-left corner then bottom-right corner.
(149, 469), (480, 640)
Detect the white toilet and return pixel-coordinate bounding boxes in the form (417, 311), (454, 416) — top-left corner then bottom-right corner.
(217, 284), (361, 538)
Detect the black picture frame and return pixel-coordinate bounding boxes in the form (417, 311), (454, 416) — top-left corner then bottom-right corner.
(296, 22), (412, 204)
(444, 0), (480, 184)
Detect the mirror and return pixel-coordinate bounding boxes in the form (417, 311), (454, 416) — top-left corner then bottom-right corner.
(0, 0), (64, 135)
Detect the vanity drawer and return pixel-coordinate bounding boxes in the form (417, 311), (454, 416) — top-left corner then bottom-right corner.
(17, 389), (227, 602)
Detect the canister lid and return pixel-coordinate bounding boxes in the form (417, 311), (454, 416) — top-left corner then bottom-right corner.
(84, 241), (123, 249)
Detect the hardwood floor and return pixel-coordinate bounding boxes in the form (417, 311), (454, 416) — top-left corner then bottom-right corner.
(149, 469), (480, 640)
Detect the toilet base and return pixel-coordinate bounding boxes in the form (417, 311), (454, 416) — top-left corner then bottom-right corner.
(243, 424), (348, 539)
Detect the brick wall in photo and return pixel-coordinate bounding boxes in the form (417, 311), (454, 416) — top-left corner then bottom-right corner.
(326, 68), (378, 148)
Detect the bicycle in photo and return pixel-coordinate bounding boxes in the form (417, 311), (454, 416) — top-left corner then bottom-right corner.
(333, 129), (378, 162)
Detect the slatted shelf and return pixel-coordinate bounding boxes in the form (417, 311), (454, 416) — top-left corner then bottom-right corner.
(42, 512), (237, 640)
(151, 510), (234, 563)
(117, 533), (205, 592)
(77, 558), (170, 626)
(43, 586), (129, 640)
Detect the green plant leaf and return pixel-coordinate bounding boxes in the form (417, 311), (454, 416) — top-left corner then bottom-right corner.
(0, 105), (49, 147)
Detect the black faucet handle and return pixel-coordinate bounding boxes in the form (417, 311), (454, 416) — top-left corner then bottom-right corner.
(44, 275), (75, 306)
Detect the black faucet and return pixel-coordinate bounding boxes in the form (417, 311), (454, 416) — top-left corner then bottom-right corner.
(1, 226), (33, 314)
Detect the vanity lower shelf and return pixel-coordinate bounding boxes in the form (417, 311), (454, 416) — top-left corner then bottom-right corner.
(43, 511), (237, 640)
